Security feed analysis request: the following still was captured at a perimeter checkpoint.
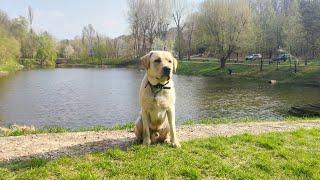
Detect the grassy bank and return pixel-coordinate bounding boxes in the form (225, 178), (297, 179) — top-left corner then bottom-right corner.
(0, 59), (23, 75)
(1, 128), (320, 179)
(0, 123), (135, 137)
(67, 58), (133, 66)
(1, 117), (319, 137)
(177, 60), (320, 84)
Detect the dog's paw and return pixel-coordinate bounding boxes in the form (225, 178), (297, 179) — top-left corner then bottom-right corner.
(171, 141), (181, 148)
(143, 138), (151, 146)
(164, 138), (171, 144)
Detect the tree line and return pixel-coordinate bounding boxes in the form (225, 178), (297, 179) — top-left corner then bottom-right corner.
(0, 7), (57, 67)
(1, 0), (320, 69)
(0, 7), (131, 68)
(127, 0), (320, 68)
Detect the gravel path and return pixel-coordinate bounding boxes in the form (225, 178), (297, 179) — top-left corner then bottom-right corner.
(1, 121), (320, 162)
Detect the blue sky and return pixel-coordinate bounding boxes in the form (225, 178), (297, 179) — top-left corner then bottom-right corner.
(1, 0), (201, 40)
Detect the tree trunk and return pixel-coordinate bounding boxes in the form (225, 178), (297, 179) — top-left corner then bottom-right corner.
(177, 26), (181, 60)
(236, 53), (238, 63)
(220, 57), (226, 69)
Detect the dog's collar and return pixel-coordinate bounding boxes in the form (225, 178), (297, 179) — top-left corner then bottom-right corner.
(145, 81), (171, 97)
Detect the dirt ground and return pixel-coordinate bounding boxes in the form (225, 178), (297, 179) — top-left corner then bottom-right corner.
(1, 120), (320, 162)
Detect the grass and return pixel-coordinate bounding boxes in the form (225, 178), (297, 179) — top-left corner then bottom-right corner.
(177, 60), (320, 83)
(0, 59), (23, 73)
(1, 128), (320, 179)
(1, 117), (319, 137)
(67, 58), (129, 66)
(0, 123), (135, 137)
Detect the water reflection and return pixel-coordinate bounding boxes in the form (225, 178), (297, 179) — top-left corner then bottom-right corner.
(0, 68), (319, 128)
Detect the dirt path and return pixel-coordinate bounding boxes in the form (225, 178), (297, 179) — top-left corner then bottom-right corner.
(1, 120), (320, 162)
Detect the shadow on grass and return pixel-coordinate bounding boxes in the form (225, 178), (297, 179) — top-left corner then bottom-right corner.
(0, 137), (136, 171)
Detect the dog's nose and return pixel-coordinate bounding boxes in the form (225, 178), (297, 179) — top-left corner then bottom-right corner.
(163, 67), (171, 75)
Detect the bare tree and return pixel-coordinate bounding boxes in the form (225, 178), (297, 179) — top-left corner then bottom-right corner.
(82, 24), (96, 57)
(185, 14), (196, 60)
(127, 0), (145, 57)
(155, 0), (171, 40)
(28, 6), (33, 33)
(172, 0), (187, 60)
(199, 0), (252, 68)
(127, 0), (172, 57)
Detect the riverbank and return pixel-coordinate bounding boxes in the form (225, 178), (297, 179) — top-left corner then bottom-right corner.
(0, 60), (23, 77)
(0, 121), (320, 179)
(177, 61), (320, 85)
(15, 57), (320, 85)
(1, 117), (319, 137)
(58, 58), (320, 85)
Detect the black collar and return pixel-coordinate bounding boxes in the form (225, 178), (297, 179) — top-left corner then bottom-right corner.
(145, 81), (171, 97)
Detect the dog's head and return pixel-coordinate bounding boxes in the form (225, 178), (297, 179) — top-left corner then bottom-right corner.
(141, 51), (178, 82)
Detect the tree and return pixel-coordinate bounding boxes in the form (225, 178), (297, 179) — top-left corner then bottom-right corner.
(172, 0), (187, 60)
(198, 0), (253, 68)
(63, 44), (74, 59)
(0, 28), (20, 64)
(185, 14), (196, 60)
(300, 0), (320, 59)
(25, 6), (36, 58)
(155, 0), (171, 41)
(127, 0), (171, 57)
(28, 6), (33, 33)
(82, 24), (96, 57)
(250, 0), (278, 58)
(36, 32), (57, 67)
(283, 0), (305, 57)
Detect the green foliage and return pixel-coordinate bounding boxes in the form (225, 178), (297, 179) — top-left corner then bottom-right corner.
(0, 28), (20, 63)
(197, 0), (253, 68)
(1, 128), (320, 179)
(35, 33), (57, 67)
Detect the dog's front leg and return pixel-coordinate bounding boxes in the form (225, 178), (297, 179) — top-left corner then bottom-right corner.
(141, 110), (151, 145)
(167, 107), (181, 148)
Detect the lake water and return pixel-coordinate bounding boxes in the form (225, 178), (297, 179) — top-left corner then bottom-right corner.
(0, 68), (319, 129)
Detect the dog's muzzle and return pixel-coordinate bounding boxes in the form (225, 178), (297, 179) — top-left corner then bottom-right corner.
(163, 67), (171, 76)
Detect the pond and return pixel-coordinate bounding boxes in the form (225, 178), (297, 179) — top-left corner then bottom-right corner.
(0, 68), (319, 129)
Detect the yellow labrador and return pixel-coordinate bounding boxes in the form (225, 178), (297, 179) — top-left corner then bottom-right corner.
(134, 51), (180, 148)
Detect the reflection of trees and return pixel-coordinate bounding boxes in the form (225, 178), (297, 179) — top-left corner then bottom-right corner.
(174, 75), (209, 122)
(194, 79), (286, 120)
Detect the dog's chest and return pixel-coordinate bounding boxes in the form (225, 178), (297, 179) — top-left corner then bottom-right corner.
(143, 90), (172, 110)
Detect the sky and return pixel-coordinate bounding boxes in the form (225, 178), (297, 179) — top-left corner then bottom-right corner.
(1, 0), (201, 40)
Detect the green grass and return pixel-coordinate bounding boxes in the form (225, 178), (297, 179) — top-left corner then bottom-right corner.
(1, 128), (320, 179)
(177, 60), (320, 83)
(0, 59), (23, 73)
(67, 58), (128, 66)
(0, 123), (135, 137)
(2, 117), (319, 137)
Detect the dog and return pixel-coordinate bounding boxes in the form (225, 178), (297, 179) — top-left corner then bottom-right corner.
(134, 51), (180, 148)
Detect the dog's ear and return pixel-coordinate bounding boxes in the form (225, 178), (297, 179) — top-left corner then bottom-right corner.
(141, 52), (152, 69)
(171, 54), (178, 73)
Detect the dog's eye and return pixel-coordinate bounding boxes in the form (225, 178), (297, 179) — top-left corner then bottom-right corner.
(154, 59), (161, 63)
(168, 60), (172, 63)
